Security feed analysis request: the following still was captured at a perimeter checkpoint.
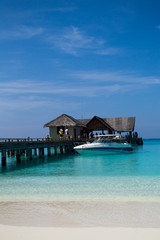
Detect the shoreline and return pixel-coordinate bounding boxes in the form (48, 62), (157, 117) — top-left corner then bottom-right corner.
(1, 196), (160, 202)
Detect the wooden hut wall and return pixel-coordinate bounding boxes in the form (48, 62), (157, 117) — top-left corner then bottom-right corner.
(49, 126), (84, 140)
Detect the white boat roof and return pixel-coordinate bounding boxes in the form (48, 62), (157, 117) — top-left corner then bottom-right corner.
(94, 134), (121, 138)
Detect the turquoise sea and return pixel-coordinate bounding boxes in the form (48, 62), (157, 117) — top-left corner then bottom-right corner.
(0, 139), (160, 202)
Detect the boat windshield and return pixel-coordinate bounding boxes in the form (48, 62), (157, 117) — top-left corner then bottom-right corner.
(93, 135), (121, 143)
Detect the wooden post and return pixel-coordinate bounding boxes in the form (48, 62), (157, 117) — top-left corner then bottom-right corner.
(130, 131), (132, 138)
(33, 148), (37, 156)
(65, 146), (69, 154)
(25, 150), (29, 158)
(68, 145), (73, 153)
(8, 150), (11, 157)
(60, 146), (63, 154)
(10, 150), (15, 157)
(39, 148), (42, 158)
(42, 148), (44, 156)
(39, 148), (44, 158)
(28, 149), (32, 161)
(47, 147), (51, 156)
(2, 150), (6, 167)
(54, 146), (57, 155)
(15, 150), (21, 163)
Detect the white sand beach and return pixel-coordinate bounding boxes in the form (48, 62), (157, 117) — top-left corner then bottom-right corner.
(0, 200), (160, 227)
(1, 225), (160, 240)
(0, 200), (160, 239)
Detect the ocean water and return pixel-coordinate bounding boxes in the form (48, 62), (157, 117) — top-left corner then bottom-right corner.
(0, 139), (160, 202)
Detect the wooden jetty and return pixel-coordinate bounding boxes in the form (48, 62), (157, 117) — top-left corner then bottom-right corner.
(0, 135), (143, 167)
(0, 138), (75, 167)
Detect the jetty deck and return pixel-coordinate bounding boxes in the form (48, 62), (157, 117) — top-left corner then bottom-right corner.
(0, 136), (143, 167)
(0, 138), (76, 167)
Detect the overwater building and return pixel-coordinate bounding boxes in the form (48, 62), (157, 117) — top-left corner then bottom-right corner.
(44, 114), (137, 142)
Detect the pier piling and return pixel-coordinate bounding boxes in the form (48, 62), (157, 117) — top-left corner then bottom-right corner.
(28, 149), (32, 160)
(33, 148), (37, 156)
(9, 150), (15, 157)
(65, 146), (69, 154)
(39, 148), (44, 158)
(0, 138), (74, 167)
(2, 150), (6, 166)
(54, 147), (57, 155)
(25, 150), (29, 158)
(47, 147), (51, 156)
(60, 146), (63, 154)
(15, 150), (21, 163)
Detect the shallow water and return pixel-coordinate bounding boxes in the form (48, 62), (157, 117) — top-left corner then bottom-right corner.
(0, 139), (160, 201)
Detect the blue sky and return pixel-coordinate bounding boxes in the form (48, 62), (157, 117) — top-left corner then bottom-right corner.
(0, 0), (160, 138)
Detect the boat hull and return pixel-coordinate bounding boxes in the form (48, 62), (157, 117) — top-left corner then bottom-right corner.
(74, 146), (133, 155)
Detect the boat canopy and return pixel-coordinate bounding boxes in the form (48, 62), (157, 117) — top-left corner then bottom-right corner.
(94, 134), (121, 138)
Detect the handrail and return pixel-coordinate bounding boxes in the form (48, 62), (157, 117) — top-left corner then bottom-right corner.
(0, 138), (74, 143)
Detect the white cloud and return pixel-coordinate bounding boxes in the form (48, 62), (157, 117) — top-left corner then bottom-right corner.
(47, 26), (119, 56)
(1, 72), (160, 100)
(1, 24), (121, 56)
(0, 25), (44, 40)
(0, 98), (48, 110)
(47, 26), (95, 55)
(95, 48), (122, 55)
(0, 79), (121, 97)
(70, 70), (160, 85)
(0, 71), (159, 111)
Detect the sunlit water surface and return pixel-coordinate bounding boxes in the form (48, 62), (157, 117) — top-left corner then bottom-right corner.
(0, 139), (160, 201)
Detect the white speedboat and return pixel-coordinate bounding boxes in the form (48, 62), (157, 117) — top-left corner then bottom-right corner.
(74, 135), (133, 155)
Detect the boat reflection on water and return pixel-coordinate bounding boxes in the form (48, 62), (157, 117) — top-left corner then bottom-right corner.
(74, 134), (133, 155)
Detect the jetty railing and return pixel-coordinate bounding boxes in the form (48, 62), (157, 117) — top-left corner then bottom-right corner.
(0, 137), (73, 143)
(0, 137), (80, 167)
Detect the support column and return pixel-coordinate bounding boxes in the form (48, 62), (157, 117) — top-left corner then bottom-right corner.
(8, 150), (11, 157)
(28, 149), (32, 161)
(33, 148), (37, 156)
(47, 147), (51, 156)
(54, 146), (57, 155)
(20, 150), (24, 156)
(68, 145), (73, 153)
(10, 150), (15, 157)
(39, 148), (44, 158)
(15, 150), (21, 163)
(60, 146), (63, 154)
(42, 148), (44, 156)
(64, 146), (69, 154)
(25, 150), (29, 158)
(2, 150), (6, 167)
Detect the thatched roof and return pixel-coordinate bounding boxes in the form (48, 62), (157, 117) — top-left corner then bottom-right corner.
(44, 114), (135, 132)
(77, 118), (90, 125)
(85, 116), (114, 131)
(44, 114), (86, 128)
(103, 117), (135, 132)
(78, 117), (135, 132)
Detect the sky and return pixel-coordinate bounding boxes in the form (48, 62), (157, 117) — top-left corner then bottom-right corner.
(0, 0), (160, 138)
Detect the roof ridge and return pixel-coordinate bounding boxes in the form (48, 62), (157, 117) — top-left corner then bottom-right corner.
(44, 113), (86, 128)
